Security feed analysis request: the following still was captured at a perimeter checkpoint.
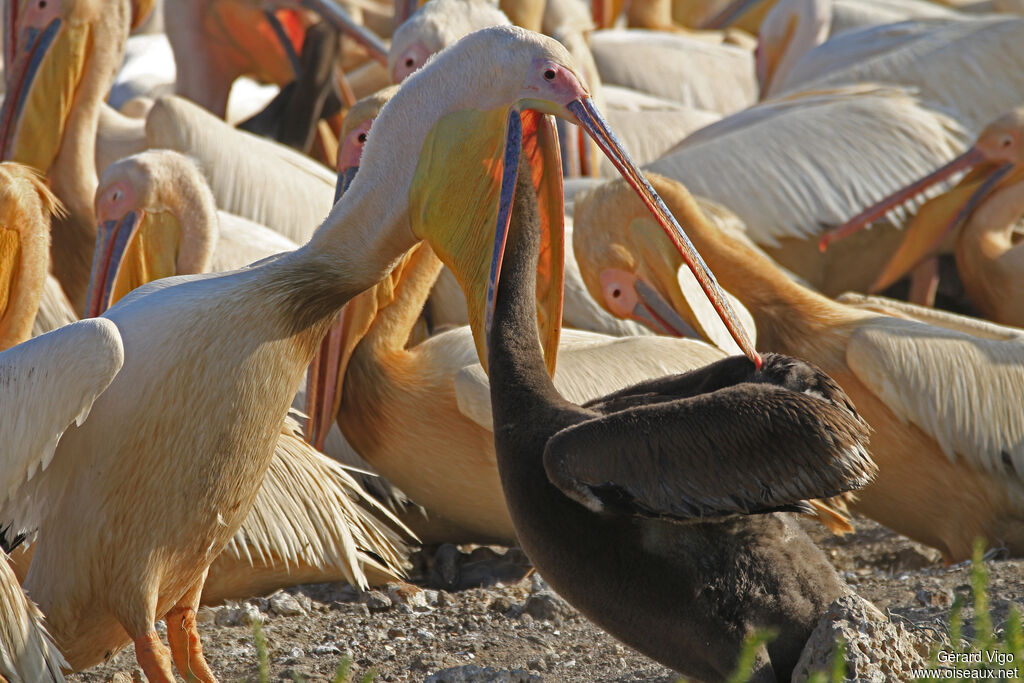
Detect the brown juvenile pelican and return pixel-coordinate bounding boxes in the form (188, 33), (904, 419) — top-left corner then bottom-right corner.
(472, 151), (875, 678)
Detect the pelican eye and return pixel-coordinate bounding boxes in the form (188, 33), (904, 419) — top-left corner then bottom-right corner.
(1001, 135), (1014, 148)
(112, 190), (123, 201)
(357, 133), (367, 143)
(405, 57), (415, 67)
(611, 287), (622, 298)
(39, 0), (47, 7)
(543, 69), (556, 81)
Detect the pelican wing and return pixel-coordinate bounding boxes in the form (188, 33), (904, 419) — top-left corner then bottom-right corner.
(222, 414), (411, 591)
(1, 319), (124, 515)
(543, 354), (874, 520)
(0, 559), (66, 683)
(772, 16), (1024, 132)
(847, 316), (1024, 476)
(647, 86), (969, 246)
(838, 294), (1024, 341)
(589, 30), (756, 115)
(145, 96), (336, 243)
(454, 332), (726, 431)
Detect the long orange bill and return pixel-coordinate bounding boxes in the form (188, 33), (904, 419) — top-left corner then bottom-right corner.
(870, 162), (1014, 293)
(819, 148), (986, 251)
(86, 211), (143, 318)
(301, 0), (389, 66)
(566, 97), (762, 368)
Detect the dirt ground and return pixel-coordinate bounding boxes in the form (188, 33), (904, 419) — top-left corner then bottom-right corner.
(64, 512), (1024, 683)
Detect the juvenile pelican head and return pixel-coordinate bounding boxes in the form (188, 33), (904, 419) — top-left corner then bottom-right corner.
(87, 151), (218, 317)
(822, 107), (1024, 292)
(0, 163), (63, 350)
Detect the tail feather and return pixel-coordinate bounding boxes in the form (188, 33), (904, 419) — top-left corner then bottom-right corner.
(0, 557), (66, 682)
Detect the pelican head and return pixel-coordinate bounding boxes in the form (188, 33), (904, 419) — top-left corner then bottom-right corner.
(572, 173), (757, 355)
(0, 0), (130, 171)
(86, 151), (218, 317)
(303, 26), (761, 448)
(388, 0), (511, 83)
(821, 107), (1024, 292)
(334, 85), (400, 201)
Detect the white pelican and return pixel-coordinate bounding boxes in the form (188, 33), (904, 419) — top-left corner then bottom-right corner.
(12, 24), (720, 681)
(642, 85), (971, 294)
(87, 150), (299, 316)
(823, 107), (1024, 328)
(574, 173), (1024, 562)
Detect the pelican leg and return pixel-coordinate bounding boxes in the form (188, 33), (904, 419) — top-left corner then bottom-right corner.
(134, 631), (176, 683)
(166, 572), (218, 683)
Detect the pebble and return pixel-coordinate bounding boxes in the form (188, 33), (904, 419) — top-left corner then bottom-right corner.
(196, 606), (217, 624)
(270, 592), (305, 617)
(213, 602), (264, 626)
(363, 590), (393, 613)
(915, 588), (953, 608)
(522, 592), (570, 624)
(312, 643), (342, 656)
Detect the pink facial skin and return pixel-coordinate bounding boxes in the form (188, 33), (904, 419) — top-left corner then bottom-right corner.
(337, 119), (373, 172)
(95, 180), (136, 223)
(391, 40), (432, 83)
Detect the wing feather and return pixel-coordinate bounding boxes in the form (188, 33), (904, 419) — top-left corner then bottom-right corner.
(1, 319), (124, 516)
(222, 414), (412, 590)
(846, 317), (1024, 476)
(771, 17), (1024, 132)
(647, 86), (970, 246)
(0, 558), (66, 682)
(543, 356), (873, 520)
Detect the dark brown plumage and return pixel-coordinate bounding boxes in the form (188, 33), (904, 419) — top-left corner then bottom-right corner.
(485, 158), (876, 681)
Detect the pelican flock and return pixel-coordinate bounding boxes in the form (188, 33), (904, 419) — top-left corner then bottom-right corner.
(2, 0), (1022, 680)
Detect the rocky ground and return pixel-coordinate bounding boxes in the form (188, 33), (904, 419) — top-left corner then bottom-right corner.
(68, 514), (1024, 682)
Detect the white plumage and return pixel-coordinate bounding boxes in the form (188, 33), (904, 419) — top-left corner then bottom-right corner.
(0, 319), (124, 683)
(647, 86), (970, 246)
(764, 14), (1024, 133)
